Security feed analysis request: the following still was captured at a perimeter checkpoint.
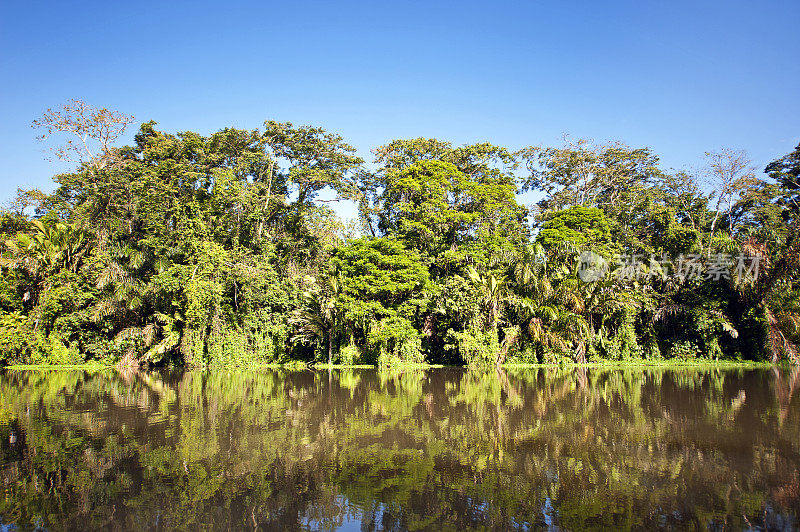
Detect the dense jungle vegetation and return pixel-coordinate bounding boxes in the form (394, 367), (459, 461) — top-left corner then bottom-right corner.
(1, 101), (799, 368)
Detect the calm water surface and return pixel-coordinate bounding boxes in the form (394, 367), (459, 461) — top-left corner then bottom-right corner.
(0, 367), (798, 531)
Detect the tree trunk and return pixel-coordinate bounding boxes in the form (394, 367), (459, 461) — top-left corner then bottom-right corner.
(707, 210), (720, 256)
(496, 326), (520, 369)
(575, 341), (587, 364)
(327, 330), (333, 366)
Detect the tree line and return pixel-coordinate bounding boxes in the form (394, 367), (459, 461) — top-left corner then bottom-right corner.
(1, 100), (799, 367)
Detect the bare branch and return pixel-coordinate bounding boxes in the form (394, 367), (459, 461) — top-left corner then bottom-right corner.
(31, 99), (135, 169)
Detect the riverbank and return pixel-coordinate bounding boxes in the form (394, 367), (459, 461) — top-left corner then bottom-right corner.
(3, 359), (783, 371)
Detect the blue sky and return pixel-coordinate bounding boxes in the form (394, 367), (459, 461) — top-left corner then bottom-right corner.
(1, 1), (798, 220)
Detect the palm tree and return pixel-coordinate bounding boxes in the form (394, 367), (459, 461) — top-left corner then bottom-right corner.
(93, 241), (154, 318)
(520, 299), (590, 361)
(2, 220), (89, 278)
(465, 265), (518, 367)
(765, 290), (800, 364)
(113, 312), (183, 366)
(466, 265), (510, 330)
(289, 274), (342, 365)
(510, 243), (598, 363)
(2, 220), (90, 329)
(729, 237), (800, 363)
(92, 241), (175, 365)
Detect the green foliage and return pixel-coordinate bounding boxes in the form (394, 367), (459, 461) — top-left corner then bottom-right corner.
(537, 206), (611, 251)
(368, 316), (424, 367)
(36, 334), (84, 365)
(765, 142), (800, 221)
(376, 159), (526, 265)
(333, 237), (429, 333)
(616, 310), (641, 360)
(1, 116), (798, 367)
(651, 208), (700, 255)
(206, 322), (276, 368)
(0, 312), (36, 365)
(448, 326), (499, 367)
(338, 340), (362, 365)
(669, 340), (701, 360)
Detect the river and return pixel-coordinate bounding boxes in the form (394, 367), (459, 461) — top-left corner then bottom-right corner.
(0, 367), (798, 530)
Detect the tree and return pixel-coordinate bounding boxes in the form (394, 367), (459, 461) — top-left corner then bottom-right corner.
(2, 220), (89, 286)
(726, 144), (800, 363)
(363, 138), (526, 255)
(519, 137), (660, 213)
(703, 148), (757, 253)
(4, 104), (799, 367)
(331, 237), (429, 359)
(31, 99), (135, 169)
(765, 142), (800, 217)
(654, 171), (709, 232)
(510, 244), (593, 363)
(290, 275), (342, 365)
(262, 120), (364, 206)
(536, 206), (612, 252)
(378, 160), (524, 258)
(466, 266), (511, 333)
(369, 151), (527, 276)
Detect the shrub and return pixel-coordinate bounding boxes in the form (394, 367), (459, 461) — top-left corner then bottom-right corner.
(338, 341), (362, 365)
(369, 316), (424, 367)
(505, 341), (538, 364)
(0, 311), (36, 365)
(669, 340), (700, 360)
(37, 334), (84, 365)
(449, 326), (498, 367)
(617, 311), (641, 360)
(206, 320), (279, 369)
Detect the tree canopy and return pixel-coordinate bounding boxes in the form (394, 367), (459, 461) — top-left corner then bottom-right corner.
(1, 102), (799, 367)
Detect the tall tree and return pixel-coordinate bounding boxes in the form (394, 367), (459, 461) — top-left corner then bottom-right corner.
(31, 99), (135, 169)
(703, 148), (757, 253)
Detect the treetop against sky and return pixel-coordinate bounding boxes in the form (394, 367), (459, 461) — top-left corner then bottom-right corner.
(1, 0), (798, 221)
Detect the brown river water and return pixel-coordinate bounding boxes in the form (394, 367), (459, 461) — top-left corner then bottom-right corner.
(0, 367), (798, 530)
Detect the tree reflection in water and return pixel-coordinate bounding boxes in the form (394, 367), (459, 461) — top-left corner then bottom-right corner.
(0, 367), (798, 531)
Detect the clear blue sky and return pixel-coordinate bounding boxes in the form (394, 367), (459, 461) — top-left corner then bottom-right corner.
(1, 0), (798, 220)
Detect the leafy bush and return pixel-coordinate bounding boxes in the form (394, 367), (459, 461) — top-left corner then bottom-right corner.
(537, 206), (612, 252)
(0, 311), (36, 365)
(669, 340), (700, 360)
(642, 335), (662, 360)
(206, 316), (282, 369)
(616, 311), (641, 360)
(448, 326), (499, 367)
(0, 312), (83, 365)
(369, 316), (424, 367)
(35, 334), (84, 365)
(505, 341), (538, 364)
(338, 341), (362, 365)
